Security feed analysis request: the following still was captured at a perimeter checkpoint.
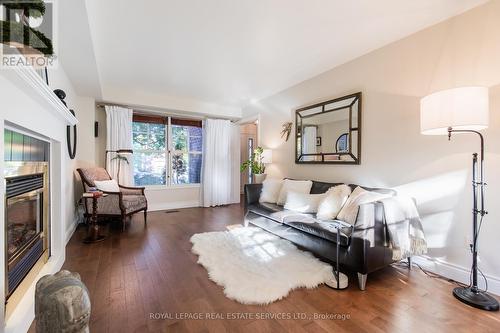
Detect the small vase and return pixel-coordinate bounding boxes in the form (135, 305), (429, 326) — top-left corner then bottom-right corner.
(254, 174), (267, 184)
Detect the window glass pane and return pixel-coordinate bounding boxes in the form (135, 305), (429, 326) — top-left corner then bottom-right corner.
(172, 153), (202, 184)
(188, 126), (203, 152)
(132, 118), (202, 186)
(133, 122), (165, 150)
(172, 125), (188, 152)
(133, 151), (166, 186)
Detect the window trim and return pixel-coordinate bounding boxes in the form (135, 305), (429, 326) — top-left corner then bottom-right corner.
(132, 114), (203, 188)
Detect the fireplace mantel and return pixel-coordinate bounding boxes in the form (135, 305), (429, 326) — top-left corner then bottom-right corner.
(1, 63), (80, 333)
(4, 66), (78, 126)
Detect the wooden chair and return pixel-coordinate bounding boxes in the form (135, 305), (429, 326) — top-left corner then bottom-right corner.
(77, 167), (147, 231)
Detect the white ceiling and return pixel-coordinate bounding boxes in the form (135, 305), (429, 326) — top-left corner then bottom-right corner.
(63, 0), (487, 115)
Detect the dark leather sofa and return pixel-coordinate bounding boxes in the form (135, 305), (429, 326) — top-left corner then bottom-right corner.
(244, 180), (399, 290)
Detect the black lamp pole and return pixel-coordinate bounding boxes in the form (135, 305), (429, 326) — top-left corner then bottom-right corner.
(104, 149), (133, 182)
(447, 127), (499, 311)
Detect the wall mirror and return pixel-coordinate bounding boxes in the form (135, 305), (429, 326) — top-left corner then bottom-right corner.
(295, 92), (361, 164)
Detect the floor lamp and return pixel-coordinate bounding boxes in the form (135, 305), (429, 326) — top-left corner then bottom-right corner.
(420, 86), (499, 311)
(105, 149), (133, 183)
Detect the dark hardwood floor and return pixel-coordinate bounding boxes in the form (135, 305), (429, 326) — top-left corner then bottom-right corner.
(30, 203), (500, 332)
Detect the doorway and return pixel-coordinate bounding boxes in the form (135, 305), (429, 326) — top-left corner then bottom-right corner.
(240, 122), (258, 194)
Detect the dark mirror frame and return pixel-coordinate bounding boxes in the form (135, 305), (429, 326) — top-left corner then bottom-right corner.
(295, 92), (362, 165)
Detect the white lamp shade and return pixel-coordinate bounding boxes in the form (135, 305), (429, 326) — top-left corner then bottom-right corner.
(420, 87), (489, 135)
(261, 149), (273, 164)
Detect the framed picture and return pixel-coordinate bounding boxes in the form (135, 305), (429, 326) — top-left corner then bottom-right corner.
(316, 136), (322, 146)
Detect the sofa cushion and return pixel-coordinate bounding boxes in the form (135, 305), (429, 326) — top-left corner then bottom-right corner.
(337, 187), (391, 225)
(284, 219), (352, 246)
(316, 184), (352, 220)
(284, 191), (326, 213)
(247, 203), (313, 223)
(259, 178), (283, 204)
(310, 181), (344, 194)
(277, 179), (313, 205)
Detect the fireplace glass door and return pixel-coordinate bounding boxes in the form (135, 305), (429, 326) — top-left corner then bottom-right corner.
(6, 188), (43, 264)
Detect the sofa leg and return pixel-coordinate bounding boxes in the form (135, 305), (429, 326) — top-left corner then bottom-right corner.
(244, 211), (249, 227)
(121, 216), (126, 232)
(357, 273), (367, 291)
(144, 209), (147, 226)
(408, 256), (412, 270)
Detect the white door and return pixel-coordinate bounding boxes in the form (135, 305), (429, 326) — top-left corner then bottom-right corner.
(240, 123), (257, 193)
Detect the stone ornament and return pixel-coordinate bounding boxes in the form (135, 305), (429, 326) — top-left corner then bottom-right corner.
(35, 270), (91, 333)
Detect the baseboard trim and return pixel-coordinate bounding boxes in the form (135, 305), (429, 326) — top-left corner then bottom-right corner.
(65, 219), (79, 244)
(413, 256), (500, 296)
(148, 200), (200, 212)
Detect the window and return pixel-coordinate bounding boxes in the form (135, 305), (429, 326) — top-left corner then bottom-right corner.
(132, 115), (203, 186)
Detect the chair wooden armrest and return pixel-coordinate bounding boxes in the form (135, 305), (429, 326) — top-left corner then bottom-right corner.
(119, 185), (145, 195)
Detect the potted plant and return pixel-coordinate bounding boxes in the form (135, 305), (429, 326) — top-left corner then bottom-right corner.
(241, 146), (267, 183)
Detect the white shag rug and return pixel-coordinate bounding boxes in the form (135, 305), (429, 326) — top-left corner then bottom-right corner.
(190, 227), (334, 305)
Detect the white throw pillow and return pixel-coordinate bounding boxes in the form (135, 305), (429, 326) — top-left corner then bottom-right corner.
(316, 184), (352, 220)
(277, 179), (313, 206)
(284, 191), (327, 213)
(94, 179), (120, 192)
(337, 186), (389, 225)
(259, 178), (284, 204)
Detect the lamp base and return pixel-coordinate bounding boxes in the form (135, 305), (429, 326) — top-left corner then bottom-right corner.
(453, 286), (499, 311)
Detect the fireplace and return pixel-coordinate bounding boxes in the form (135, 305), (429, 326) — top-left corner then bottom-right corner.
(4, 129), (50, 300)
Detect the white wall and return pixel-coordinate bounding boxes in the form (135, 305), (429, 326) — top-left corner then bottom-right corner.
(243, 1), (500, 293)
(46, 67), (96, 241)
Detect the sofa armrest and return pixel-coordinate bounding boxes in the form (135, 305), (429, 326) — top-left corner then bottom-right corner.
(353, 201), (385, 231)
(244, 184), (263, 207)
(352, 201), (388, 249)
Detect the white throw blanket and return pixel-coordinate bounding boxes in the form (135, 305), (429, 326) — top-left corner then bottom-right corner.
(380, 196), (428, 260)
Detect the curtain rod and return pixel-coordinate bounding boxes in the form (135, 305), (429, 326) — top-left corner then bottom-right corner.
(95, 102), (240, 122)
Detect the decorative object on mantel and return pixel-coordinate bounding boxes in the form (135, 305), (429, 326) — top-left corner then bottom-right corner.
(54, 89), (77, 159)
(420, 86), (499, 312)
(281, 121), (292, 142)
(35, 270), (91, 333)
(0, 0), (54, 57)
(295, 92), (361, 164)
(240, 146), (271, 184)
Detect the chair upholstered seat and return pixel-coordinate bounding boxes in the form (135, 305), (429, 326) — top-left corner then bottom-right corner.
(122, 195), (147, 213)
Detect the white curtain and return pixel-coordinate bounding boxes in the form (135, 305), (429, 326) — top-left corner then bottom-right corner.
(201, 119), (240, 207)
(105, 106), (133, 185)
(302, 126), (317, 161)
